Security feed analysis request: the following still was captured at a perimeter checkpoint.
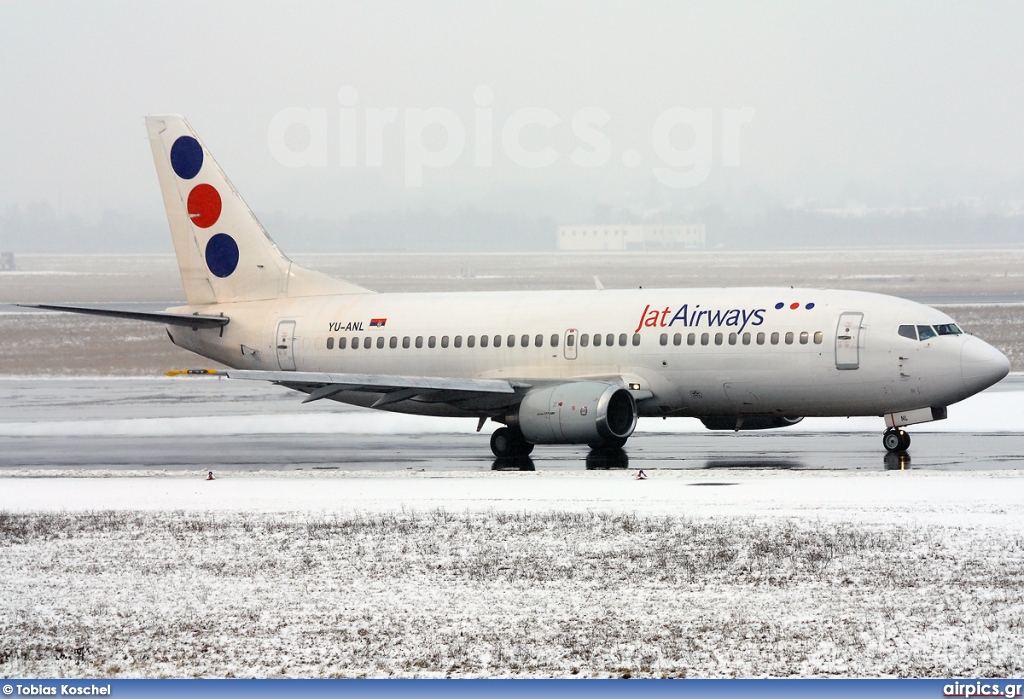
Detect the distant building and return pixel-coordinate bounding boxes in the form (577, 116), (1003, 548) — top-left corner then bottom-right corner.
(556, 224), (706, 251)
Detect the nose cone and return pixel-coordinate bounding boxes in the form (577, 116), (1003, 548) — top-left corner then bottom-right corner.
(961, 336), (1011, 395)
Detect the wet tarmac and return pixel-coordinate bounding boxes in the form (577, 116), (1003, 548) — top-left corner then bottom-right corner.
(0, 377), (1020, 474)
(2, 429), (1022, 473)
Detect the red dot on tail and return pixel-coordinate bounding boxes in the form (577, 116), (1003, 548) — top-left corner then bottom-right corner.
(187, 184), (222, 229)
(790, 302), (800, 309)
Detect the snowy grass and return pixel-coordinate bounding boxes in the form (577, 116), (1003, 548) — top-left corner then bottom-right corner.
(2, 509), (1023, 678)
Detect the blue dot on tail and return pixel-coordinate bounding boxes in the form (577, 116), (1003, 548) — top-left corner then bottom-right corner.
(205, 233), (239, 278)
(170, 136), (203, 179)
(775, 302), (784, 310)
(806, 302), (815, 310)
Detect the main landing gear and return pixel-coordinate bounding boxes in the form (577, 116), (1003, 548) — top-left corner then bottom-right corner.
(882, 427), (911, 453)
(490, 426), (535, 458)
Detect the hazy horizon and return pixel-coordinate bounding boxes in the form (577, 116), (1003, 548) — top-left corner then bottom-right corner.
(2, 2), (1022, 253)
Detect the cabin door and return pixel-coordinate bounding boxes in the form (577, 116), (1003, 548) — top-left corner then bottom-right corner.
(835, 312), (864, 370)
(276, 320), (297, 371)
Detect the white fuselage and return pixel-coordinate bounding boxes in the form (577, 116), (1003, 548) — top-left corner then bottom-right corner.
(165, 286), (1007, 421)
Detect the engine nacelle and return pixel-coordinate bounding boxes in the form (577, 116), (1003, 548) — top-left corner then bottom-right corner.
(515, 382), (638, 445)
(700, 416), (804, 431)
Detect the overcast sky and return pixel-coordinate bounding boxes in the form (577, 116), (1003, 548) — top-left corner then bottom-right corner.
(2, 1), (1023, 233)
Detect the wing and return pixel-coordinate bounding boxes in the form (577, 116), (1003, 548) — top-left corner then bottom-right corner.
(21, 304), (229, 328)
(216, 369), (530, 411)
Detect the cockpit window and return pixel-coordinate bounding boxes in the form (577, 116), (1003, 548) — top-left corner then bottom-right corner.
(917, 325), (937, 341)
(898, 325), (917, 340)
(934, 323), (963, 336)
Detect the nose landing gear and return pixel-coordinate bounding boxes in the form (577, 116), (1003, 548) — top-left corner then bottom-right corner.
(882, 427), (911, 453)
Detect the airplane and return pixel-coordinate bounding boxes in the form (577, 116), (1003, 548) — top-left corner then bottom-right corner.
(27, 115), (1011, 459)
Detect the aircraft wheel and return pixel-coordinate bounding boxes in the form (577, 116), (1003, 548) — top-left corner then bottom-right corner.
(883, 428), (908, 453)
(491, 427), (534, 457)
(490, 427), (515, 458)
(899, 431), (911, 451)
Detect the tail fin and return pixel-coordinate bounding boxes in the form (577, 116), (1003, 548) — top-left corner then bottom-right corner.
(146, 115), (372, 305)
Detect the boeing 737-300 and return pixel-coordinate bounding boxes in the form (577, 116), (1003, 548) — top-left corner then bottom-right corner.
(27, 115), (1012, 458)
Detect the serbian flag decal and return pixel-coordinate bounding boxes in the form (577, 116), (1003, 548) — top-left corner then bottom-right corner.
(370, 318), (387, 328)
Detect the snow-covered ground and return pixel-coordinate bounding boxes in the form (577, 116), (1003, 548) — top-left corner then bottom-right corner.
(1, 375), (1021, 679)
(2, 470), (1023, 678)
(0, 470), (1022, 524)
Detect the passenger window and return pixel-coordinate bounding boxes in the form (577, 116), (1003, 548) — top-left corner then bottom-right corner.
(917, 325), (937, 341)
(785, 332), (794, 345)
(701, 333), (709, 346)
(389, 336), (398, 349)
(363, 337), (371, 349)
(441, 335), (450, 348)
(728, 333), (737, 345)
(522, 334), (530, 348)
(606, 333), (614, 346)
(660, 333), (668, 346)
(467, 335), (476, 348)
(593, 333), (602, 347)
(352, 336), (359, 349)
(632, 333), (641, 346)
(377, 336), (385, 349)
(898, 325), (917, 340)
(415, 336), (423, 349)
(454, 335), (463, 348)
(566, 333), (575, 347)
(715, 333), (723, 345)
(771, 332), (779, 345)
(326, 337), (334, 350)
(338, 337), (347, 349)
(493, 335), (502, 348)
(580, 333), (589, 347)
(687, 333), (696, 346)
(742, 332), (750, 345)
(799, 331), (808, 344)
(507, 335), (515, 347)
(549, 334), (558, 347)
(428, 336), (436, 349)
(673, 333), (682, 346)
(480, 335), (488, 348)
(756, 332), (765, 345)
(402, 336), (410, 349)
(618, 334), (627, 347)
(813, 331), (823, 344)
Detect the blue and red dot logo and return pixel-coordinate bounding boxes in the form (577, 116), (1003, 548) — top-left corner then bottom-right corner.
(170, 136), (203, 179)
(186, 184), (222, 229)
(205, 233), (240, 278)
(170, 135), (238, 278)
(776, 301), (815, 310)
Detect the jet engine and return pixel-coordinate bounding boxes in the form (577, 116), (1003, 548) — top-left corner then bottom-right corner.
(514, 382), (637, 445)
(700, 416), (804, 431)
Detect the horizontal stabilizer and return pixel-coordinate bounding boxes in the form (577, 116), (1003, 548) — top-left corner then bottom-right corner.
(22, 304), (229, 328)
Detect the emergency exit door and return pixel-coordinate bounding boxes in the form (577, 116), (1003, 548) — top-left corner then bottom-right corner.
(276, 320), (297, 371)
(835, 312), (863, 370)
(564, 329), (578, 360)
